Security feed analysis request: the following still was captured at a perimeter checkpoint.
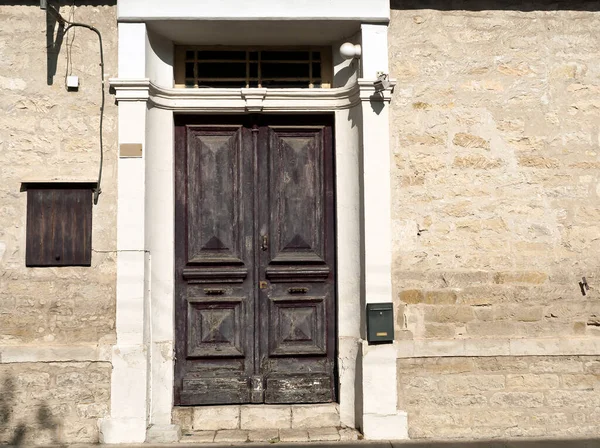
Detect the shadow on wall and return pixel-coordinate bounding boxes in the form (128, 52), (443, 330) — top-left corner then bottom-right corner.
(0, 376), (62, 446)
(41, 0), (116, 85)
(389, 440), (600, 448)
(3, 0), (115, 5)
(390, 0), (600, 11)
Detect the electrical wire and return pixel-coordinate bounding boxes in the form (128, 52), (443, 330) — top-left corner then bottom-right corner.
(48, 4), (105, 205)
(64, 1), (75, 79)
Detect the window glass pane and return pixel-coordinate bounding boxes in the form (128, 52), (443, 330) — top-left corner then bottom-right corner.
(198, 62), (246, 79)
(261, 51), (310, 61)
(185, 62), (195, 79)
(262, 80), (310, 88)
(197, 50), (246, 61)
(249, 63), (258, 78)
(312, 62), (321, 79)
(198, 81), (247, 88)
(262, 62), (309, 78)
(185, 50), (195, 60)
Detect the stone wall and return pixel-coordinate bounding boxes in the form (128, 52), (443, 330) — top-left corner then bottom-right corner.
(389, 2), (600, 439)
(0, 362), (111, 445)
(398, 356), (600, 438)
(389, 3), (600, 340)
(0, 3), (117, 444)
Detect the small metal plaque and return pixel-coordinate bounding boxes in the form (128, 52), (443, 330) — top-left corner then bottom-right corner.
(120, 143), (143, 158)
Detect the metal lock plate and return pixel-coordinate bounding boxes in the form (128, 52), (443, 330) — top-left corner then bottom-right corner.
(259, 281), (268, 289)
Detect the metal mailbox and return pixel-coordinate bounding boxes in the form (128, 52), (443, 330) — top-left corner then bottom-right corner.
(366, 302), (394, 344)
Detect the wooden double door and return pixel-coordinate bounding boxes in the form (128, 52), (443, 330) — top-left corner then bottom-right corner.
(174, 115), (337, 405)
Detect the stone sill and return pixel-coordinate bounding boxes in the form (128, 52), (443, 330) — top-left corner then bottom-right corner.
(395, 337), (600, 358)
(0, 344), (112, 363)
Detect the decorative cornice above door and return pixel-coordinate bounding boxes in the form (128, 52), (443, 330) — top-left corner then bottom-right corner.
(109, 78), (396, 112)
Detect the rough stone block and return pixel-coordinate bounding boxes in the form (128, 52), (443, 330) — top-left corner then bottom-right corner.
(308, 427), (340, 441)
(454, 155), (503, 169)
(529, 358), (583, 373)
(452, 132), (490, 149)
(399, 289), (424, 304)
(489, 392), (545, 408)
(279, 429), (309, 442)
(193, 406), (240, 431)
(145, 424), (181, 443)
(439, 374), (505, 393)
(424, 305), (474, 323)
(506, 374), (559, 390)
(214, 429), (248, 443)
(424, 290), (458, 304)
(493, 271), (548, 285)
(546, 390), (600, 408)
(240, 405), (291, 430)
(179, 431), (215, 443)
(248, 429), (279, 442)
(292, 404), (340, 428)
(339, 427), (360, 441)
(172, 407), (193, 431)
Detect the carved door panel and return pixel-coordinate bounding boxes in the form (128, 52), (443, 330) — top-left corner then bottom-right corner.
(175, 115), (336, 405)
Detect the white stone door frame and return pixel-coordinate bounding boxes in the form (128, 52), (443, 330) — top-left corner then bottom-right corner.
(100, 17), (406, 444)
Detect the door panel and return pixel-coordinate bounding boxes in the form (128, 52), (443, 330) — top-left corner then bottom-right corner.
(175, 115), (336, 406)
(259, 123), (336, 404)
(175, 122), (255, 405)
(187, 127), (245, 265)
(268, 128), (325, 264)
(186, 296), (246, 358)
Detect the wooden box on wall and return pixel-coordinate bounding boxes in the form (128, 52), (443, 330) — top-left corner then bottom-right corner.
(24, 183), (95, 267)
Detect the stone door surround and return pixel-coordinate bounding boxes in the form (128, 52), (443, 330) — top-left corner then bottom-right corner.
(101, 3), (405, 442)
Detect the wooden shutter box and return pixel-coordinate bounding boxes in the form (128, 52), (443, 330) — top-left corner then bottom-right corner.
(25, 183), (93, 267)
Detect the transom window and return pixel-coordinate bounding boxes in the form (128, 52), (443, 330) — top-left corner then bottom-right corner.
(175, 47), (332, 89)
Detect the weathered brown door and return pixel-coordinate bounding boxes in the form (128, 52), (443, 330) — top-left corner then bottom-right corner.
(174, 115), (336, 405)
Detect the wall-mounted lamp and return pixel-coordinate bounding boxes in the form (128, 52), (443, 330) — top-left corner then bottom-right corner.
(340, 42), (362, 60)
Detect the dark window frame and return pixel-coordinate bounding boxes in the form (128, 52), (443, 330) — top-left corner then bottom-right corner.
(175, 46), (333, 89)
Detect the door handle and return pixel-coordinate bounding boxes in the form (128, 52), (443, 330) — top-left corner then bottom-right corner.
(261, 235), (268, 251)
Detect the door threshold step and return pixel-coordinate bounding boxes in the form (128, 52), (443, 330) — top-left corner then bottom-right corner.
(180, 427), (361, 444)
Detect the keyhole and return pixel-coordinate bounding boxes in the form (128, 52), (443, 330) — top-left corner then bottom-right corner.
(55, 255), (61, 261)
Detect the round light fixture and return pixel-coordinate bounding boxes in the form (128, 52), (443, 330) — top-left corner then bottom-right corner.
(340, 42), (362, 60)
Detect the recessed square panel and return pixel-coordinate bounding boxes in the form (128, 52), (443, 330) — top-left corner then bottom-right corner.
(269, 298), (326, 356)
(187, 298), (244, 358)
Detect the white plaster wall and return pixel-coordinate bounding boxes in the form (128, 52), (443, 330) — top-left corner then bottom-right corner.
(144, 29), (177, 431)
(146, 30), (174, 88)
(333, 32), (361, 89)
(118, 0), (389, 22)
(101, 22), (149, 445)
(335, 105), (362, 428)
(145, 105), (175, 428)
